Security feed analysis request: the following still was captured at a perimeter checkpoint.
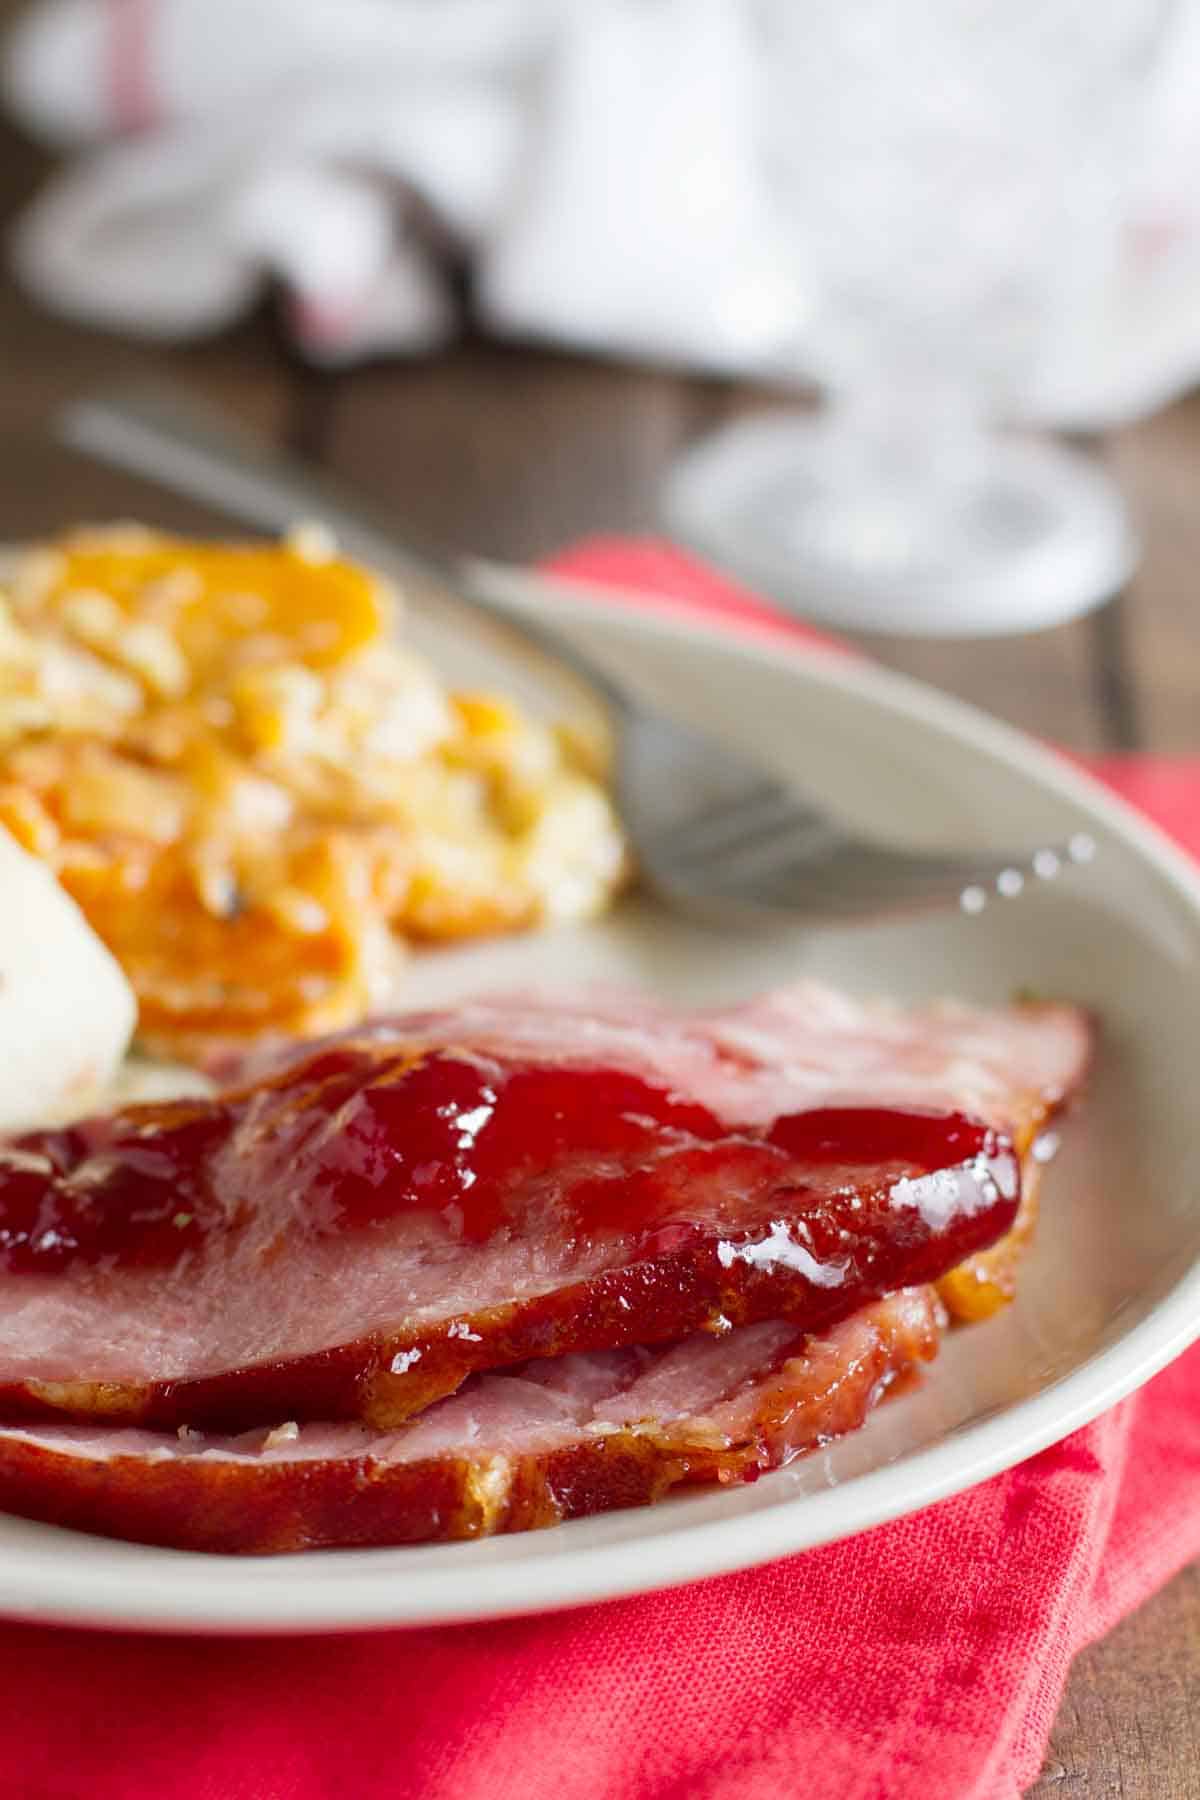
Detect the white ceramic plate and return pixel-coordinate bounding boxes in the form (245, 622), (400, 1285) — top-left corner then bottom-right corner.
(3, 570), (1199, 1636)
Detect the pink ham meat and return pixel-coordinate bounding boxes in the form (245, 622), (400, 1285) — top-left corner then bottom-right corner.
(0, 1290), (941, 1553)
(267, 980), (1090, 1131)
(0, 983), (1091, 1434)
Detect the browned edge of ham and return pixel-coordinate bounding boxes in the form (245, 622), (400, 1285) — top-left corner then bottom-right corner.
(0, 1290), (941, 1554)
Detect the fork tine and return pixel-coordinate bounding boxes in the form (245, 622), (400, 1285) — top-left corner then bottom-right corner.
(650, 782), (823, 863)
(660, 812), (845, 878)
(731, 845), (1073, 918)
(617, 695), (1093, 928)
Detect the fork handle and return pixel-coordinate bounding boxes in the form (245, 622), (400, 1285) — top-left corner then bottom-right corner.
(57, 379), (631, 714)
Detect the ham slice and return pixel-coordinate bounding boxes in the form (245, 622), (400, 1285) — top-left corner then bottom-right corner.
(0, 983), (1090, 1433)
(272, 980), (1090, 1135)
(0, 1289), (941, 1553)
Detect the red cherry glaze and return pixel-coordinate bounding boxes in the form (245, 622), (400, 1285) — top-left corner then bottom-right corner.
(0, 1046), (1016, 1277)
(301, 1056), (726, 1241)
(0, 1106), (233, 1272)
(767, 1104), (994, 1167)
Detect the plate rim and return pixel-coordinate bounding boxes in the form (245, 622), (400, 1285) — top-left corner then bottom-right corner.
(3, 571), (1199, 1636)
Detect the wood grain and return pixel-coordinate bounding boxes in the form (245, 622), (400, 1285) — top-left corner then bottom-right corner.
(1, 87), (1198, 1796)
(1112, 395), (1200, 752)
(1029, 1563), (1200, 1797)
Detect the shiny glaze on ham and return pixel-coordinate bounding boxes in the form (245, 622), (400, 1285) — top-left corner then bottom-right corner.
(0, 983), (1089, 1432)
(0, 1054), (1007, 1267)
(0, 1289), (941, 1553)
(0, 1068), (1006, 1432)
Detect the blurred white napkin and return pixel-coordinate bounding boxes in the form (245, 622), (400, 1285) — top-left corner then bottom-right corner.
(3, 0), (541, 357)
(5, 0), (1200, 424)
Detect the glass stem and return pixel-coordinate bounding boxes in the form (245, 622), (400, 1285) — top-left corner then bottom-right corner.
(823, 380), (987, 501)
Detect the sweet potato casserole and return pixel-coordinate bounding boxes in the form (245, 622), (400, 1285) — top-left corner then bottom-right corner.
(0, 526), (626, 1055)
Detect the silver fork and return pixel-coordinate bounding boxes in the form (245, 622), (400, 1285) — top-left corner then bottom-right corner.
(57, 380), (1091, 926)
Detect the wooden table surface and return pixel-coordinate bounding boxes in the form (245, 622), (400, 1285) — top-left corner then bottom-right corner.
(2, 99), (1199, 1797)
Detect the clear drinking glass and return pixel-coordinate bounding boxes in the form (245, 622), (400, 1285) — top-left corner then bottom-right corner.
(663, 1), (1172, 635)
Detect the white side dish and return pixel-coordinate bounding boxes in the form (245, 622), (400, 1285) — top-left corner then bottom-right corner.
(0, 825), (136, 1133)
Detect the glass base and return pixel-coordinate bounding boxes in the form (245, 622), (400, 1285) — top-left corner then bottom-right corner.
(661, 414), (1137, 636)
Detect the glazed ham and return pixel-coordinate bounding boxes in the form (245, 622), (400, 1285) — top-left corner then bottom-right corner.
(273, 981), (1090, 1137)
(0, 1289), (941, 1553)
(0, 984), (1089, 1434)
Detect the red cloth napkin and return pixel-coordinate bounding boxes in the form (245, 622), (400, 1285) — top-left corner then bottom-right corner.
(4, 540), (1199, 1800)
